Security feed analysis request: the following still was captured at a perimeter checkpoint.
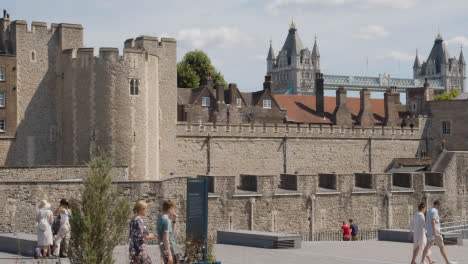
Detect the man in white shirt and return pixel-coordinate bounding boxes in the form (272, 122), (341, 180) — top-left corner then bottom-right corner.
(409, 202), (434, 264)
(420, 200), (457, 264)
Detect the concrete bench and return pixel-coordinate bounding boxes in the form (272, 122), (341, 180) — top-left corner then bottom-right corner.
(442, 232), (463, 246)
(217, 230), (301, 249)
(0, 233), (37, 256)
(377, 229), (463, 246)
(378, 229), (412, 243)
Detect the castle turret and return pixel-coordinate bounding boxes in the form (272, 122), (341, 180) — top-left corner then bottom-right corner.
(413, 49), (421, 79)
(267, 41), (275, 73)
(312, 35), (320, 70)
(459, 48), (466, 66)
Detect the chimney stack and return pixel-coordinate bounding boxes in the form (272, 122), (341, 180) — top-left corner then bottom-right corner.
(333, 87), (353, 127)
(204, 72), (214, 89)
(358, 89), (374, 128)
(215, 82), (225, 104)
(315, 72), (324, 114)
(384, 86), (400, 127)
(263, 75), (274, 93)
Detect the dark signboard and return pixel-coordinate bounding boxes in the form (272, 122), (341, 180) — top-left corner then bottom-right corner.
(187, 178), (209, 260)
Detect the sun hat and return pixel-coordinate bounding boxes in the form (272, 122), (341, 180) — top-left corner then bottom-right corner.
(39, 200), (51, 210)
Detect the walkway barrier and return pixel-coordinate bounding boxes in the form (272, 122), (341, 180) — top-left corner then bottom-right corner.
(300, 230), (378, 241)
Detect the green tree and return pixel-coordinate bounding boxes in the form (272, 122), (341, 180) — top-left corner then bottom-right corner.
(434, 89), (460, 101)
(177, 50), (226, 88)
(69, 151), (131, 264)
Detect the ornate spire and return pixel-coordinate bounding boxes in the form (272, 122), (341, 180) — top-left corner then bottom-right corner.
(289, 17), (296, 30)
(413, 49), (421, 68)
(267, 39), (275, 61)
(460, 45), (466, 65)
(435, 30), (443, 42)
(312, 34), (320, 57)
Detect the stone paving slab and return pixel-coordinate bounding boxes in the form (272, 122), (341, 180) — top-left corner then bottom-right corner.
(4, 240), (468, 264)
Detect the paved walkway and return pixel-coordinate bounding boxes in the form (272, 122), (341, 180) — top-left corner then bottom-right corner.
(113, 240), (468, 264)
(3, 240), (467, 264)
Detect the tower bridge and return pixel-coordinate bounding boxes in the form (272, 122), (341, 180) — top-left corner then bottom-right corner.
(321, 74), (445, 92)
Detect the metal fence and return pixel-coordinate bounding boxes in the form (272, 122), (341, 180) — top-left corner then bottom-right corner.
(300, 230), (378, 241)
(440, 220), (468, 233)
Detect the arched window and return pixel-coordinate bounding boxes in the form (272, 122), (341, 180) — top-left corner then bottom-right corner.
(0, 67), (5, 81)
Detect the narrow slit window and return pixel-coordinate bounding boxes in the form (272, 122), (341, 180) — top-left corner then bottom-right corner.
(237, 98), (242, 107)
(130, 79), (135, 95)
(135, 80), (139, 95)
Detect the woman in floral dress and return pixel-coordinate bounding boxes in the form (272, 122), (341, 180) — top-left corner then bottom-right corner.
(129, 200), (156, 264)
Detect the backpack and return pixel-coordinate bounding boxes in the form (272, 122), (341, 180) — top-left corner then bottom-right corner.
(38, 216), (49, 231)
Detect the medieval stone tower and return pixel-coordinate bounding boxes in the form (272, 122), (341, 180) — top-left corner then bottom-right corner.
(267, 21), (320, 95)
(0, 12), (177, 180)
(413, 33), (466, 93)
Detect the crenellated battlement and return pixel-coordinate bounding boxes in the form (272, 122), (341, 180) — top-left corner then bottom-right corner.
(9, 20), (82, 34)
(176, 122), (424, 139)
(62, 46), (150, 63)
(124, 35), (176, 50)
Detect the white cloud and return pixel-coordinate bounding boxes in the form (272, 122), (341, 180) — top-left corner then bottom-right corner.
(175, 27), (250, 50)
(266, 0), (420, 15)
(445, 36), (468, 47)
(353, 25), (389, 40)
(377, 51), (414, 62)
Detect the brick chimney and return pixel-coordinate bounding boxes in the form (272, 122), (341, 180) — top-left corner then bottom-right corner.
(204, 72), (214, 89)
(215, 82), (224, 104)
(358, 89), (374, 128)
(333, 87), (353, 127)
(263, 75), (274, 93)
(315, 72), (324, 114)
(228, 83), (237, 104)
(384, 86), (400, 127)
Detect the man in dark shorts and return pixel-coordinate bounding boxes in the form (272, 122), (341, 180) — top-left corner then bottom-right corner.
(349, 219), (359, 241)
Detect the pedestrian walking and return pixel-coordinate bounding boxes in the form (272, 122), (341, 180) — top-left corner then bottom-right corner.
(349, 219), (359, 241)
(409, 202), (435, 264)
(53, 199), (71, 257)
(157, 200), (179, 264)
(129, 200), (156, 264)
(36, 200), (54, 258)
(341, 221), (351, 241)
(420, 200), (457, 264)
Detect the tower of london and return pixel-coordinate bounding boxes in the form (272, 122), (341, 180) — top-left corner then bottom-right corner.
(0, 12), (177, 180)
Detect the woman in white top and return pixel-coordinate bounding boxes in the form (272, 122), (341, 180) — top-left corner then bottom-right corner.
(36, 200), (54, 257)
(53, 199), (71, 257)
(409, 202), (434, 264)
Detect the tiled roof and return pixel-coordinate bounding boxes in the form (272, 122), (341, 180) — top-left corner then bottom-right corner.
(274, 95), (402, 124)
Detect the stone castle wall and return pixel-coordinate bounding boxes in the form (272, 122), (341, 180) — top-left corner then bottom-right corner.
(175, 122), (425, 177)
(0, 166), (128, 181)
(1, 162), (466, 242)
(124, 36), (178, 179)
(5, 21), (83, 166)
(60, 47), (161, 180)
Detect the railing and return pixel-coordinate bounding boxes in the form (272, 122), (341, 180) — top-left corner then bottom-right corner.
(440, 220), (468, 233)
(300, 230), (378, 241)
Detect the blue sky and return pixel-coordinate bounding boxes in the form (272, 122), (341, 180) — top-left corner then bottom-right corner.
(4, 0), (468, 95)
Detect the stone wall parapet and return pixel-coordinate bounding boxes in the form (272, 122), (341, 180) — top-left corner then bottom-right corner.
(177, 122), (422, 139)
